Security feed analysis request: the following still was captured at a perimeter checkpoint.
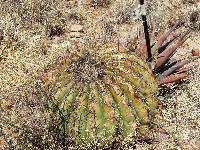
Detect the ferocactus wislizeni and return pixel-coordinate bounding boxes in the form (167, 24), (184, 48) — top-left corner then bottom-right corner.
(41, 21), (199, 147)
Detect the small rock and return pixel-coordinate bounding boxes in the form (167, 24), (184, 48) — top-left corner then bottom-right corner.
(70, 24), (83, 32)
(0, 138), (5, 150)
(0, 99), (12, 111)
(192, 49), (200, 56)
(70, 32), (82, 38)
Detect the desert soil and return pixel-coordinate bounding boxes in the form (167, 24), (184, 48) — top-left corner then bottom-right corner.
(0, 0), (199, 149)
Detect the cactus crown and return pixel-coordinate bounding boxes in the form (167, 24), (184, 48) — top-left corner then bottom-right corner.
(70, 53), (104, 83)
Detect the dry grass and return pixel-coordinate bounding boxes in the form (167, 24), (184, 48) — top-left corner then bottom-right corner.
(0, 0), (199, 149)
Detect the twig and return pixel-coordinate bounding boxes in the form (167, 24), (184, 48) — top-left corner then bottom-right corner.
(139, 0), (152, 61)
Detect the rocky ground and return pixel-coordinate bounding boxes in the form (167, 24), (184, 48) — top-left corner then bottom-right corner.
(0, 0), (199, 149)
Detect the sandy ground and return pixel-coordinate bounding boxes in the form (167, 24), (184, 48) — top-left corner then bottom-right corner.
(0, 0), (199, 149)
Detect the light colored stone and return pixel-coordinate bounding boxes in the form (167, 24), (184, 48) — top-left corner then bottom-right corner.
(70, 24), (83, 32)
(70, 32), (82, 38)
(0, 99), (12, 111)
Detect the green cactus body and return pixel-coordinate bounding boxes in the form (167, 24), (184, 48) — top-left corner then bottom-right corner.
(42, 44), (158, 146)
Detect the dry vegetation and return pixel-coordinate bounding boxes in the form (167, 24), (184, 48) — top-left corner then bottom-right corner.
(0, 0), (200, 149)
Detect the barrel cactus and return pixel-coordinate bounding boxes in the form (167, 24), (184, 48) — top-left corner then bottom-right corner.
(41, 22), (199, 147)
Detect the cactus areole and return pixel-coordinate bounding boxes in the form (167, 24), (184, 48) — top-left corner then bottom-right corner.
(41, 23), (199, 146)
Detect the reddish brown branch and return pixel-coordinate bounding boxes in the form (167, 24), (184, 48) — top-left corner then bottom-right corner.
(157, 71), (189, 85)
